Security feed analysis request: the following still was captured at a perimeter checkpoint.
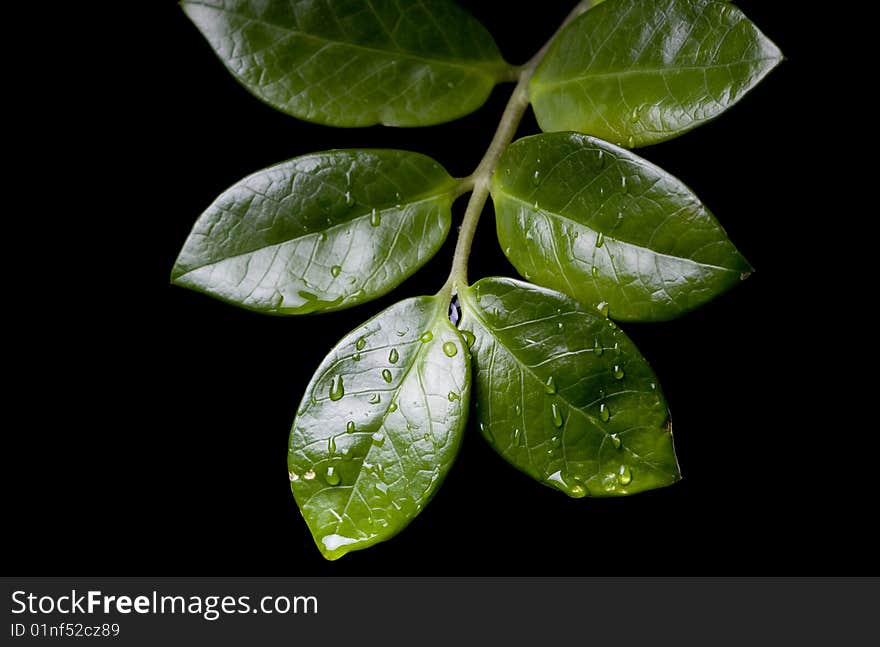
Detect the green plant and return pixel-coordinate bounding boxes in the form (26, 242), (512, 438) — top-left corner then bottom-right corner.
(174, 0), (781, 560)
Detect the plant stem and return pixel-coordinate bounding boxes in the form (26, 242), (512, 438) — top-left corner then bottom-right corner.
(440, 0), (598, 298)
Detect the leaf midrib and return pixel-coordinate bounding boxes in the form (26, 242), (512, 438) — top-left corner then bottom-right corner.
(173, 191), (452, 281)
(184, 1), (507, 79)
(493, 187), (740, 274)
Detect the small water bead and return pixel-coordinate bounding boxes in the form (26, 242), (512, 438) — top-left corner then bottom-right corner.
(626, 135), (635, 148)
(424, 432), (431, 442)
(611, 434), (622, 450)
(388, 348), (399, 364)
(319, 232), (327, 242)
(599, 403), (611, 422)
(370, 208), (381, 227)
(371, 431), (386, 447)
(448, 391), (460, 402)
(442, 341), (458, 357)
(621, 176), (627, 191)
(514, 404), (521, 416)
(325, 466), (341, 485)
(353, 353), (362, 361)
(557, 322), (564, 330)
(356, 337), (367, 351)
(513, 428), (523, 447)
(374, 481), (388, 496)
(303, 469), (316, 480)
(461, 330), (476, 347)
(629, 106), (641, 123)
(544, 375), (557, 394)
(329, 375), (345, 401)
(388, 402), (398, 413)
(330, 265), (341, 277)
(382, 369), (393, 383)
(551, 434), (562, 449)
(328, 435), (337, 454)
(594, 338), (604, 356)
(592, 266), (599, 278)
(570, 484), (587, 497)
(595, 232), (605, 248)
(420, 331), (434, 343)
(344, 190), (354, 207)
(532, 169), (541, 185)
(597, 302), (610, 317)
(346, 421), (355, 434)
(368, 393), (381, 404)
(551, 403), (564, 428)
(617, 465), (633, 486)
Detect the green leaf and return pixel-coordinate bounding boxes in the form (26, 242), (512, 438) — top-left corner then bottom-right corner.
(530, 0), (783, 147)
(491, 133), (751, 322)
(182, 0), (509, 127)
(288, 295), (470, 560)
(172, 149), (458, 314)
(459, 278), (679, 497)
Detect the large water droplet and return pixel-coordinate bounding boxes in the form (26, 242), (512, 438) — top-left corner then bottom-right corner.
(617, 465), (632, 486)
(370, 207), (381, 227)
(592, 266), (599, 278)
(595, 232), (605, 248)
(346, 421), (355, 434)
(599, 403), (611, 422)
(329, 375), (344, 401)
(448, 391), (460, 402)
(420, 331), (434, 343)
(597, 302), (610, 317)
(388, 402), (398, 413)
(388, 348), (399, 364)
(330, 265), (341, 277)
(611, 433), (622, 449)
(371, 431), (385, 447)
(461, 330), (476, 347)
(613, 365), (625, 380)
(356, 337), (366, 351)
(544, 375), (557, 394)
(551, 403), (564, 428)
(442, 341), (458, 357)
(382, 369), (393, 383)
(325, 465), (341, 485)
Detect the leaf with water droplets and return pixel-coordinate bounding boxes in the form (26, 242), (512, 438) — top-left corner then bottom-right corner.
(492, 133), (752, 321)
(173, 150), (457, 314)
(288, 295), (470, 560)
(459, 278), (679, 497)
(182, 0), (510, 127)
(530, 0), (782, 147)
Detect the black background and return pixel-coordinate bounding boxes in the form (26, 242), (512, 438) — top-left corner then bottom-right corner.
(9, 2), (871, 575)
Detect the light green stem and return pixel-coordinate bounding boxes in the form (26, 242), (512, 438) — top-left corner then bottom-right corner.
(440, 0), (598, 298)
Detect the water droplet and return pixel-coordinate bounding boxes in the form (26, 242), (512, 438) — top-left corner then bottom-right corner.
(371, 431), (385, 447)
(621, 176), (628, 191)
(423, 432), (431, 442)
(629, 106), (640, 123)
(505, 246), (511, 254)
(375, 463), (385, 480)
(570, 484), (587, 497)
(513, 428), (523, 446)
(546, 470), (567, 488)
(557, 322), (563, 330)
(330, 265), (341, 277)
(442, 341), (458, 357)
(391, 500), (402, 511)
(374, 481), (388, 496)
(344, 190), (354, 207)
(593, 338), (604, 357)
(397, 328), (408, 337)
(544, 375), (556, 394)
(382, 369), (393, 383)
(650, 382), (657, 390)
(388, 348), (399, 364)
(597, 302), (610, 317)
(532, 169), (541, 185)
(355, 337), (366, 351)
(319, 232), (327, 242)
(514, 404), (521, 416)
(420, 331), (434, 343)
(448, 391), (460, 402)
(288, 471), (299, 482)
(303, 469), (316, 480)
(329, 375), (344, 401)
(533, 200), (539, 210)
(370, 207), (381, 227)
(345, 421), (355, 434)
(461, 330), (476, 347)
(551, 434), (562, 448)
(611, 433), (622, 450)
(325, 465), (341, 485)
(595, 232), (605, 248)
(368, 393), (381, 404)
(599, 403), (611, 422)
(328, 435), (337, 454)
(626, 135), (635, 148)
(613, 365), (625, 380)
(353, 352), (361, 361)
(388, 402), (398, 413)
(592, 266), (599, 278)
(617, 465), (632, 486)
(551, 403), (564, 428)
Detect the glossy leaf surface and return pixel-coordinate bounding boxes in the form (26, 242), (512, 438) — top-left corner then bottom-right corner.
(530, 0), (783, 147)
(459, 278), (679, 497)
(492, 133), (751, 321)
(182, 0), (508, 127)
(172, 150), (457, 314)
(289, 296), (470, 560)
